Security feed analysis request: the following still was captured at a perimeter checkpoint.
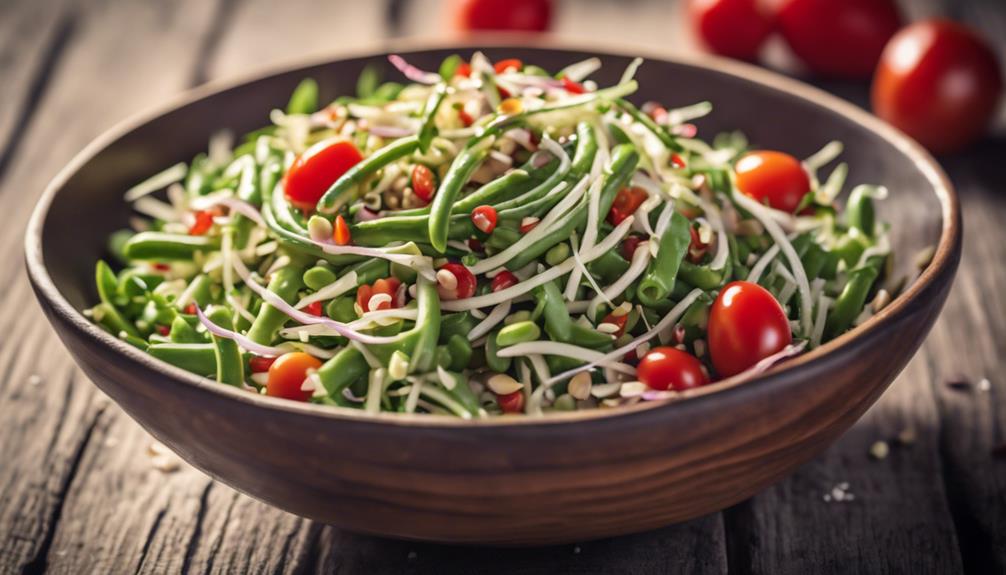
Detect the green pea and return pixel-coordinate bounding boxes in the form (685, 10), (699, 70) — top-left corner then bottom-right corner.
(496, 321), (541, 347)
(303, 265), (337, 291)
(545, 242), (571, 266)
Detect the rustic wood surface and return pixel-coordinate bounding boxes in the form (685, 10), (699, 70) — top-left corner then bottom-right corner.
(1, 0), (1003, 572)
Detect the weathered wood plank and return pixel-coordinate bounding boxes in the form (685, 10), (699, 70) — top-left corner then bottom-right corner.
(0, 0), (222, 572)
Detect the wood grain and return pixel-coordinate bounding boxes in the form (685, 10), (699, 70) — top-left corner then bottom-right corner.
(2, 0), (1005, 571)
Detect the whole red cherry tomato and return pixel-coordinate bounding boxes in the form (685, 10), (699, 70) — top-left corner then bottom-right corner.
(873, 20), (1003, 154)
(735, 151), (810, 213)
(637, 347), (710, 391)
(284, 139), (362, 211)
(267, 352), (323, 402)
(777, 0), (902, 79)
(454, 0), (552, 32)
(708, 281), (792, 377)
(688, 0), (774, 61)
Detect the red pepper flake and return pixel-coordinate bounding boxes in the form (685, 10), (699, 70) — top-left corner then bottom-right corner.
(671, 153), (687, 169)
(561, 76), (586, 94)
(303, 301), (324, 316)
(333, 215), (351, 246)
(188, 210), (214, 236)
(471, 205), (498, 234)
(455, 62), (471, 78)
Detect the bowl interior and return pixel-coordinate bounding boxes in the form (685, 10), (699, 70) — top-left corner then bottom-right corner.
(37, 44), (944, 386)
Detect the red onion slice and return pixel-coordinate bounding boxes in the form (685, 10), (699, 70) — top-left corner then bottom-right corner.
(388, 54), (441, 85)
(195, 305), (287, 357)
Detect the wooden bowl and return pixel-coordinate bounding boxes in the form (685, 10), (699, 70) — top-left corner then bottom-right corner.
(25, 41), (960, 546)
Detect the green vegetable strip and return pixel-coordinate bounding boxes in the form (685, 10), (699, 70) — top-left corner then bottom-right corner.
(149, 343), (217, 375)
(206, 306), (244, 386)
(317, 136), (421, 213)
(246, 265), (304, 345)
(637, 211), (691, 306)
(123, 232), (219, 261)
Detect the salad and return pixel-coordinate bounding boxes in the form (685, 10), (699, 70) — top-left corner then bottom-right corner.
(88, 53), (893, 417)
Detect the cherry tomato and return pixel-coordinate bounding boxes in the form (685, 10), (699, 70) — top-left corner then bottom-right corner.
(284, 139), (363, 211)
(372, 277), (402, 310)
(607, 187), (649, 225)
(411, 165), (436, 204)
(494, 59), (523, 74)
(491, 270), (519, 292)
(303, 301), (324, 316)
(437, 263), (477, 300)
(621, 235), (645, 260)
(708, 281), (792, 377)
(777, 0), (902, 79)
(873, 20), (1003, 154)
(637, 347), (710, 391)
(332, 215), (351, 246)
(188, 210), (214, 236)
(249, 356), (277, 373)
(471, 205), (498, 234)
(356, 284), (374, 313)
(497, 390), (525, 413)
(267, 352), (322, 402)
(735, 151), (810, 213)
(454, 0), (552, 32)
(561, 77), (586, 94)
(688, 0), (774, 61)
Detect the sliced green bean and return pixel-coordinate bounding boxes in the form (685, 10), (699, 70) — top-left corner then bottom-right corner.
(246, 265), (304, 345)
(206, 306), (244, 386)
(637, 211), (690, 306)
(149, 343), (217, 375)
(534, 280), (572, 342)
(317, 136), (421, 213)
(123, 232), (219, 261)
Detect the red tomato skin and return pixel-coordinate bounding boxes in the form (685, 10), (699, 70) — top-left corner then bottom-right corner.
(411, 165), (436, 204)
(708, 281), (792, 377)
(266, 353), (322, 402)
(455, 0), (552, 32)
(498, 390), (525, 413)
(688, 0), (774, 60)
(872, 20), (1003, 154)
(777, 0), (902, 79)
(735, 151), (811, 213)
(637, 347), (710, 391)
(284, 139), (363, 211)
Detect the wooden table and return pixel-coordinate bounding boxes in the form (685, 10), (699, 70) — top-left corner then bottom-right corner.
(1, 0), (1003, 572)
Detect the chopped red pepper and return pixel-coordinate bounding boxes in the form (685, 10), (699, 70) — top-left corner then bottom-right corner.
(455, 61), (472, 77)
(607, 186), (648, 225)
(493, 59), (523, 74)
(498, 390), (525, 414)
(333, 215), (351, 246)
(189, 210), (214, 236)
(561, 76), (586, 94)
(303, 300), (324, 316)
(156, 325), (170, 337)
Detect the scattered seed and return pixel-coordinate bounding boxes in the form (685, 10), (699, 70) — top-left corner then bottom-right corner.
(869, 440), (890, 460)
(28, 375), (41, 386)
(620, 381), (648, 398)
(590, 382), (621, 399)
(487, 374), (524, 395)
(978, 378), (991, 392)
(569, 372), (593, 400)
(896, 427), (917, 446)
(597, 322), (621, 334)
(823, 482), (855, 503)
(436, 269), (458, 291)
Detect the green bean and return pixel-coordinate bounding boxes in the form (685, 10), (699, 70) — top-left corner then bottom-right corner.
(504, 144), (638, 271)
(800, 242), (828, 280)
(107, 229), (134, 265)
(534, 280), (572, 342)
(484, 328), (511, 372)
(401, 279), (441, 372)
(428, 137), (492, 252)
(120, 333), (149, 350)
(303, 265), (337, 291)
(236, 155), (261, 205)
(149, 343), (217, 375)
(553, 394), (577, 411)
(545, 243), (570, 266)
(440, 312), (478, 341)
(450, 169), (532, 214)
(347, 258), (390, 286)
(637, 211), (690, 306)
(486, 226), (521, 253)
(679, 260), (729, 290)
(569, 121), (599, 177)
(418, 83), (448, 151)
(123, 232), (219, 261)
(316, 346), (370, 397)
(169, 316), (203, 344)
(95, 261), (138, 337)
(617, 99), (682, 152)
(567, 323), (615, 349)
(439, 54), (463, 81)
(846, 186), (876, 238)
(824, 258), (881, 339)
(351, 211), (475, 246)
(435, 370), (481, 415)
(323, 297), (355, 323)
(246, 265), (304, 344)
(317, 136), (421, 213)
(497, 321), (541, 347)
(833, 233), (869, 268)
(206, 306), (244, 386)
(490, 154), (570, 213)
(588, 250), (631, 283)
(444, 334), (473, 371)
(286, 78), (319, 115)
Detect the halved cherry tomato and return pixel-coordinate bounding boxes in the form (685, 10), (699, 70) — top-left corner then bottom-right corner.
(561, 76), (586, 94)
(372, 277), (402, 310)
(735, 151), (810, 213)
(188, 210), (214, 236)
(494, 59), (523, 74)
(471, 205), (498, 234)
(267, 352), (322, 401)
(707, 281), (792, 377)
(356, 284), (374, 313)
(777, 0), (902, 79)
(688, 0), (774, 61)
(437, 263), (477, 300)
(284, 139), (363, 211)
(411, 164), (436, 204)
(599, 312), (629, 337)
(497, 390), (525, 413)
(621, 235), (645, 260)
(454, 0), (552, 32)
(608, 187), (649, 225)
(872, 20), (1003, 154)
(490, 270), (519, 292)
(637, 346), (710, 391)
(303, 301), (324, 316)
(249, 356), (277, 373)
(332, 215), (351, 246)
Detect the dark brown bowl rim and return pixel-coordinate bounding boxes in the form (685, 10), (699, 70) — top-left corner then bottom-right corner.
(25, 37), (961, 430)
